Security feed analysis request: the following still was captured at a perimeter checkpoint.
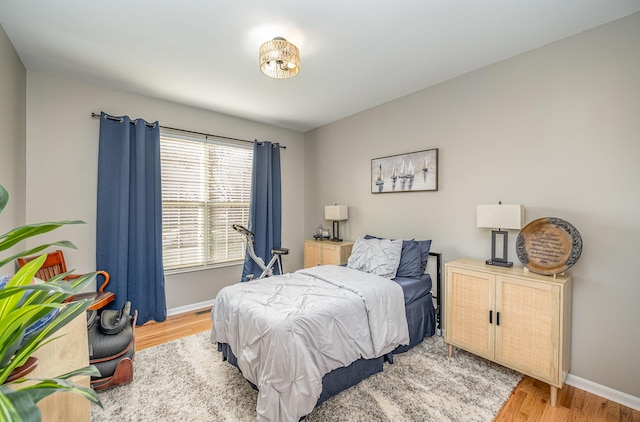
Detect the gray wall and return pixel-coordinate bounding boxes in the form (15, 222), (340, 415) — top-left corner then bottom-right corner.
(23, 72), (306, 309)
(0, 23), (26, 252)
(305, 13), (640, 398)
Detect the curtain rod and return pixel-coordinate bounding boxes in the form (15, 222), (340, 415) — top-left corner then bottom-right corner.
(91, 112), (286, 149)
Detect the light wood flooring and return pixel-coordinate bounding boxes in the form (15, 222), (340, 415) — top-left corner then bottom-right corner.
(136, 308), (640, 421)
(135, 307), (213, 352)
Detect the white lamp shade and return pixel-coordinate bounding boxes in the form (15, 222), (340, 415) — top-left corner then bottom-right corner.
(477, 204), (524, 230)
(325, 205), (349, 221)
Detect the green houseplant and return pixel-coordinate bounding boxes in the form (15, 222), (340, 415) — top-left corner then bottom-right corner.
(0, 184), (101, 421)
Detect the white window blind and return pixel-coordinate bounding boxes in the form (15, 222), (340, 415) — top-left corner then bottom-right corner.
(160, 131), (253, 272)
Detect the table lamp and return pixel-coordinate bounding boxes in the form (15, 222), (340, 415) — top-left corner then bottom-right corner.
(477, 203), (524, 267)
(325, 205), (348, 242)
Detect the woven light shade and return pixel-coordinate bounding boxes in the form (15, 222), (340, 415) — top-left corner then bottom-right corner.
(259, 37), (300, 79)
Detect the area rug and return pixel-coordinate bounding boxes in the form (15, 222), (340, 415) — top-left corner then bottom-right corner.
(91, 332), (521, 421)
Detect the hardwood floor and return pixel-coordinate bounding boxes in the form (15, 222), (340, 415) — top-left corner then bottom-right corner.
(495, 377), (640, 421)
(135, 307), (213, 351)
(136, 308), (640, 421)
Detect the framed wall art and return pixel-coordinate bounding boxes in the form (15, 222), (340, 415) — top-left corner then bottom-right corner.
(371, 148), (438, 193)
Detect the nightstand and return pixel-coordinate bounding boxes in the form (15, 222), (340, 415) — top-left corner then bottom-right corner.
(444, 258), (572, 407)
(303, 240), (354, 268)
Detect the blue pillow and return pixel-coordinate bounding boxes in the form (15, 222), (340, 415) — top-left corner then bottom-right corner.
(416, 239), (432, 274)
(396, 240), (422, 278)
(364, 235), (423, 278)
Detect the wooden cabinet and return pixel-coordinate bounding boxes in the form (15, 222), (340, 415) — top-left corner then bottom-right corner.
(444, 258), (572, 407)
(303, 240), (354, 268)
(31, 313), (91, 421)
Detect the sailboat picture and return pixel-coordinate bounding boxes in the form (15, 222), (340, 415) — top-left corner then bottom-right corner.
(371, 148), (438, 193)
(375, 164), (384, 186)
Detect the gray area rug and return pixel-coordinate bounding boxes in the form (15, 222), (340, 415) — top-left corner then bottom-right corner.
(92, 332), (521, 421)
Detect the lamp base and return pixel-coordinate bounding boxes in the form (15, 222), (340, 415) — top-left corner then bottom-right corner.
(486, 259), (513, 268)
(331, 220), (343, 242)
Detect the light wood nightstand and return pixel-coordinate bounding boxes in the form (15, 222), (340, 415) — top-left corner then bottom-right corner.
(303, 240), (354, 268)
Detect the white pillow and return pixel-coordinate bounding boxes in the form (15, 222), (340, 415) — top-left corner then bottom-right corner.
(347, 237), (403, 278)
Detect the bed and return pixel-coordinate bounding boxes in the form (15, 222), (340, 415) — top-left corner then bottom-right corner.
(211, 236), (441, 421)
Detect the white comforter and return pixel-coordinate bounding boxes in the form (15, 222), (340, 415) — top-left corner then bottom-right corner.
(210, 265), (409, 422)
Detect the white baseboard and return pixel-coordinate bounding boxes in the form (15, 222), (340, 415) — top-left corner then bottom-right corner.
(167, 299), (216, 317)
(565, 374), (640, 411)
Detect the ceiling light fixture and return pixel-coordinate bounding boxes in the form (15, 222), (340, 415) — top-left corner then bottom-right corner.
(259, 37), (300, 79)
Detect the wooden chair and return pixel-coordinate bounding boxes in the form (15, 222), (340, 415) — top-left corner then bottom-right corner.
(16, 250), (115, 311)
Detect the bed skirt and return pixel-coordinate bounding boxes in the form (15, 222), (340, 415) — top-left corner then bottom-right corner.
(217, 291), (436, 410)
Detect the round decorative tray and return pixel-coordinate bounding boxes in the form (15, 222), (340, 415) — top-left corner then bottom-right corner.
(516, 217), (582, 275)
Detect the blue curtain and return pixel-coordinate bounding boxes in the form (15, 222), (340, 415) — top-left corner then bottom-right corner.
(96, 112), (167, 325)
(242, 141), (282, 281)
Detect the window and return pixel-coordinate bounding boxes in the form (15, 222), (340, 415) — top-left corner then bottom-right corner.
(160, 130), (253, 272)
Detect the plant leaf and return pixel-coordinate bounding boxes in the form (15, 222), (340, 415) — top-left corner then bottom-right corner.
(0, 303), (62, 373)
(0, 221), (84, 253)
(0, 241), (77, 269)
(8, 299), (93, 378)
(0, 263), (95, 380)
(53, 364), (101, 380)
(0, 385), (40, 422)
(0, 282), (75, 301)
(9, 366), (102, 408)
(0, 257), (47, 320)
(0, 184), (101, 419)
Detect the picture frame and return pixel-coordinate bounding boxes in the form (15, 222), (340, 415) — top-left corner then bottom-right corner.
(371, 148), (438, 193)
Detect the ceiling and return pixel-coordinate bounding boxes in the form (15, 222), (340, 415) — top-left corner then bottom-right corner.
(1, 1), (639, 132)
